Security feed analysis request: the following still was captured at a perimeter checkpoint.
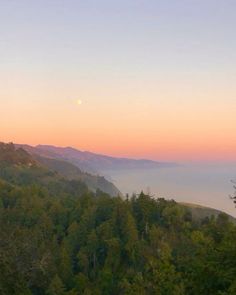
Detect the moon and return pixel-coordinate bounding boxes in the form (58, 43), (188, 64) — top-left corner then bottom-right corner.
(77, 99), (82, 105)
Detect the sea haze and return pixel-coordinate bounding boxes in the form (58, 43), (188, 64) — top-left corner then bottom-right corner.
(102, 163), (236, 217)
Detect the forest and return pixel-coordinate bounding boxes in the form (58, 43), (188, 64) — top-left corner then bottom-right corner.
(1, 143), (236, 295)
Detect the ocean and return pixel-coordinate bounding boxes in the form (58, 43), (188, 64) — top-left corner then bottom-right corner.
(103, 163), (236, 217)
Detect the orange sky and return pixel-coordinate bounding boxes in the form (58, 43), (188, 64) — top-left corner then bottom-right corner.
(1, 1), (236, 162)
(1, 75), (236, 161)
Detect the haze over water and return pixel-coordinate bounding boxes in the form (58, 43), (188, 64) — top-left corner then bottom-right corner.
(1, 1), (236, 217)
(104, 163), (236, 217)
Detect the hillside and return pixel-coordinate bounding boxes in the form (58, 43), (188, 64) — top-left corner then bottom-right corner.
(0, 142), (35, 166)
(0, 143), (89, 197)
(35, 155), (121, 196)
(16, 144), (177, 174)
(180, 202), (236, 223)
(0, 143), (120, 196)
(1, 142), (236, 294)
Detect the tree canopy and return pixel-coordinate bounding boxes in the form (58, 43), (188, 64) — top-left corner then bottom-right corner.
(0, 143), (236, 294)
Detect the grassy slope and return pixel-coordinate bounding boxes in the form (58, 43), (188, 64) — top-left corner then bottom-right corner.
(180, 202), (236, 223)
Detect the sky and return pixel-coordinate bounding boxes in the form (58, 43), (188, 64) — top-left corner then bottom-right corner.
(0, 0), (236, 161)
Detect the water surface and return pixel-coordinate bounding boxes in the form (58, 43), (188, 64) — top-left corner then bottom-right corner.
(103, 163), (236, 217)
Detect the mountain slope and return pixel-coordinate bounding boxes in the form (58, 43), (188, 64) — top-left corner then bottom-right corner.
(16, 144), (177, 174)
(1, 143), (120, 196)
(0, 142), (35, 166)
(0, 142), (90, 197)
(35, 155), (121, 196)
(180, 202), (236, 223)
(1, 176), (236, 295)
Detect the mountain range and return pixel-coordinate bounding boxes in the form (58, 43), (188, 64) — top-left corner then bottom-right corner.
(15, 144), (177, 174)
(2, 142), (236, 294)
(0, 143), (119, 196)
(1, 142), (235, 222)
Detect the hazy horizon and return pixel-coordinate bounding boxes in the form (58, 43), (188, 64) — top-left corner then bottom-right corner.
(9, 140), (236, 217)
(8, 141), (236, 165)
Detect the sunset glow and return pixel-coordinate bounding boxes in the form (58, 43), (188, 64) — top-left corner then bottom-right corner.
(1, 1), (236, 162)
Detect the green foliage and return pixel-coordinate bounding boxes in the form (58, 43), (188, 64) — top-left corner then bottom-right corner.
(1, 144), (236, 294)
(47, 275), (65, 295)
(35, 155), (121, 196)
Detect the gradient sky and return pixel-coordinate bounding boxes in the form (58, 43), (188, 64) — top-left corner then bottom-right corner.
(1, 0), (236, 161)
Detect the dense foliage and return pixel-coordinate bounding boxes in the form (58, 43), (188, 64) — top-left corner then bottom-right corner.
(1, 143), (236, 294)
